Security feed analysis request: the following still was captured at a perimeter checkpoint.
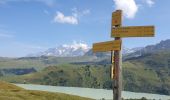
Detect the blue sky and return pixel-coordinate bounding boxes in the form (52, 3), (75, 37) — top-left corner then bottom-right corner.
(0, 0), (169, 57)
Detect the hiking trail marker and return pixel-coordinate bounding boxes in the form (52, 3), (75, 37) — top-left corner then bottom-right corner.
(93, 40), (121, 52)
(92, 10), (155, 100)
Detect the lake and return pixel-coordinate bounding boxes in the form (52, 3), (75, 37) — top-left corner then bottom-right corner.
(15, 84), (170, 100)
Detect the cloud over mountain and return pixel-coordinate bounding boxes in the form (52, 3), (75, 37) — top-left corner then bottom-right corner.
(29, 42), (90, 57)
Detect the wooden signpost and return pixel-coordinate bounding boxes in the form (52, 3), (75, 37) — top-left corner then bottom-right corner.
(111, 26), (155, 37)
(92, 10), (155, 100)
(112, 10), (122, 26)
(93, 40), (121, 52)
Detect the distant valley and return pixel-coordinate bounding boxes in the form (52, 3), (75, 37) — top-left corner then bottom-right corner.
(0, 39), (170, 95)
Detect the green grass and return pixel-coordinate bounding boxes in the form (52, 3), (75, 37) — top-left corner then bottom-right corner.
(0, 90), (93, 100)
(0, 56), (99, 70)
(0, 81), (93, 100)
(1, 51), (170, 95)
(0, 58), (46, 70)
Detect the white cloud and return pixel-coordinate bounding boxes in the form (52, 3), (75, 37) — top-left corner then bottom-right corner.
(145, 0), (154, 7)
(53, 11), (78, 25)
(113, 0), (138, 19)
(71, 41), (90, 50)
(62, 41), (90, 51)
(53, 8), (90, 25)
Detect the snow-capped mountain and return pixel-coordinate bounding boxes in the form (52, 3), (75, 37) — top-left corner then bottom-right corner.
(28, 41), (144, 57)
(29, 42), (90, 57)
(122, 47), (144, 55)
(84, 47), (143, 57)
(130, 39), (170, 56)
(27, 39), (170, 58)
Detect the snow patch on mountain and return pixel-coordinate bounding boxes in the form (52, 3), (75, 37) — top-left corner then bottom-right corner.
(122, 47), (143, 55)
(28, 42), (90, 57)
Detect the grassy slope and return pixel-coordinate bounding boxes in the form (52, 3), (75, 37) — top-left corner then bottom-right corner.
(1, 62), (169, 95)
(0, 81), (92, 100)
(0, 51), (170, 95)
(0, 56), (98, 70)
(123, 61), (161, 92)
(0, 64), (109, 88)
(0, 81), (23, 90)
(123, 51), (170, 94)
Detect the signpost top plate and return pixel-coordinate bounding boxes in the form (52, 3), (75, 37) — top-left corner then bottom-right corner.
(112, 10), (122, 26)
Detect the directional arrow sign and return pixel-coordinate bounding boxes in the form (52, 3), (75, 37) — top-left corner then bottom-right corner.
(93, 40), (121, 53)
(112, 10), (122, 26)
(111, 26), (155, 37)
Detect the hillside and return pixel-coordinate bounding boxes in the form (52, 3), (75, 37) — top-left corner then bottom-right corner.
(4, 64), (109, 88)
(125, 39), (170, 58)
(0, 81), (23, 90)
(2, 51), (170, 95)
(0, 56), (99, 71)
(123, 51), (170, 94)
(0, 81), (92, 100)
(0, 39), (170, 95)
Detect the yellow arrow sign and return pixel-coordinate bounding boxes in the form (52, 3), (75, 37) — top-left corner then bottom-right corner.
(111, 26), (155, 37)
(112, 10), (122, 26)
(93, 40), (121, 53)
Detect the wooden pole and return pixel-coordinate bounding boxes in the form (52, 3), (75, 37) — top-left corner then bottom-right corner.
(113, 26), (122, 100)
(111, 51), (114, 79)
(111, 50), (114, 99)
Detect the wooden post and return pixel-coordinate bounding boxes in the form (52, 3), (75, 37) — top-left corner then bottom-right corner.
(111, 50), (114, 99)
(112, 10), (122, 100)
(111, 51), (114, 79)
(113, 26), (122, 99)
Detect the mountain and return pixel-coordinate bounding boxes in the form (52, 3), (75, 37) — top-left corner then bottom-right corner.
(123, 47), (144, 55)
(27, 40), (145, 57)
(126, 39), (170, 58)
(2, 39), (170, 95)
(5, 50), (170, 95)
(141, 39), (170, 53)
(28, 41), (145, 57)
(85, 39), (170, 58)
(29, 42), (90, 57)
(84, 47), (142, 58)
(84, 49), (111, 57)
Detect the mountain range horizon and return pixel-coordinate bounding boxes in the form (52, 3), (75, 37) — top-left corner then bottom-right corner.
(0, 39), (169, 58)
(25, 38), (170, 58)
